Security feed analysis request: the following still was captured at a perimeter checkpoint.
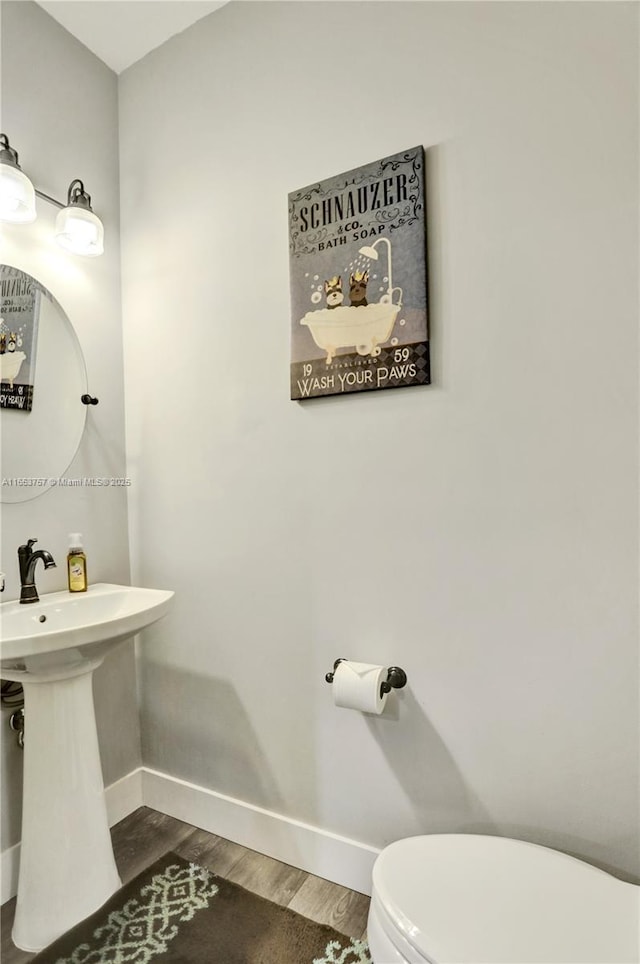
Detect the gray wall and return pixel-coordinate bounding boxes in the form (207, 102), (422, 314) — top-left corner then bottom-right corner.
(119, 3), (639, 880)
(0, 1), (138, 851)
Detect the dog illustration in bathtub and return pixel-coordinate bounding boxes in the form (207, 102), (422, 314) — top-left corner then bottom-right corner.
(302, 271), (402, 364)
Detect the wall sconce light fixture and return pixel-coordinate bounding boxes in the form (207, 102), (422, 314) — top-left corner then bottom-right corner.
(0, 134), (104, 257)
(0, 133), (37, 223)
(54, 180), (104, 257)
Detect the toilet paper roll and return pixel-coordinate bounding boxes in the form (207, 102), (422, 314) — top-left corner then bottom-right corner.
(332, 661), (388, 714)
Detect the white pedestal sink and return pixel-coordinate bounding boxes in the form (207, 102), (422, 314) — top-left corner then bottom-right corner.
(0, 583), (173, 952)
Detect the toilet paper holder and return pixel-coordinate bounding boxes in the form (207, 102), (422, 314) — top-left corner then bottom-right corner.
(325, 659), (408, 697)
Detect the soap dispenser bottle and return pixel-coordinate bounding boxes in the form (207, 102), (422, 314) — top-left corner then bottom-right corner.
(67, 533), (87, 592)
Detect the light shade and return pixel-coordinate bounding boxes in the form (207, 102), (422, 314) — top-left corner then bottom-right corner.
(55, 206), (104, 257)
(54, 179), (104, 257)
(0, 136), (36, 223)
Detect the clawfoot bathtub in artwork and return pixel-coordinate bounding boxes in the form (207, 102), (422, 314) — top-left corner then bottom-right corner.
(300, 297), (401, 365)
(0, 351), (26, 388)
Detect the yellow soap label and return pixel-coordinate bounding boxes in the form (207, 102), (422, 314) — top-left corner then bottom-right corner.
(68, 555), (87, 592)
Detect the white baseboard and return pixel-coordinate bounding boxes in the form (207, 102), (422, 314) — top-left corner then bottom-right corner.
(105, 766), (144, 825)
(1, 842), (20, 907)
(1, 767), (144, 904)
(142, 767), (379, 896)
(2, 766), (379, 903)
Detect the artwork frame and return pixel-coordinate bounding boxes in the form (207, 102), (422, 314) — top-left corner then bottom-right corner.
(289, 146), (430, 400)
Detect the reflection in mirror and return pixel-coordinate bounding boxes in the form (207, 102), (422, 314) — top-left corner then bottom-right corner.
(0, 265), (88, 503)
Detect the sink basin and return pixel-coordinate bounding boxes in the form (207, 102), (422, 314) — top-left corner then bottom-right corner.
(0, 582), (174, 952)
(1, 582), (174, 680)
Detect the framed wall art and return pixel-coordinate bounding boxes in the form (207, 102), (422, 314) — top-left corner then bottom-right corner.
(0, 265), (41, 412)
(289, 146), (430, 400)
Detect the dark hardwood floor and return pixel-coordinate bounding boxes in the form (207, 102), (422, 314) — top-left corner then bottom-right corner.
(1, 806), (371, 963)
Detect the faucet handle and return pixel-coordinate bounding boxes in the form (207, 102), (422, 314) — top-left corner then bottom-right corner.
(18, 538), (37, 557)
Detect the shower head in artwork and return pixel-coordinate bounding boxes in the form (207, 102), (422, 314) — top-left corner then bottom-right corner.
(358, 237), (396, 303)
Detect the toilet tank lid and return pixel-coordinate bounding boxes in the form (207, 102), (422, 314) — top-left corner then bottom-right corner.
(372, 834), (639, 964)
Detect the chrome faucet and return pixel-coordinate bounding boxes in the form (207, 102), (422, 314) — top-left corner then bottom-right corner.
(18, 538), (56, 604)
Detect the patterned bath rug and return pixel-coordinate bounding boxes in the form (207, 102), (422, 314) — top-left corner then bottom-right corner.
(31, 851), (372, 964)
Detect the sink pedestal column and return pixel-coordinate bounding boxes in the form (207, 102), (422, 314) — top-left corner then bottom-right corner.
(12, 668), (121, 953)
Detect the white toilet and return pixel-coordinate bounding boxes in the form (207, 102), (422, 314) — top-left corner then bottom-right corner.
(367, 834), (639, 964)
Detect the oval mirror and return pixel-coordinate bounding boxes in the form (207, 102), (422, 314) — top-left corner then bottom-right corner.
(1, 265), (88, 503)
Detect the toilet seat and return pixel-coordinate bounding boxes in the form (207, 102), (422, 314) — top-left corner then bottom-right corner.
(368, 834), (639, 964)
